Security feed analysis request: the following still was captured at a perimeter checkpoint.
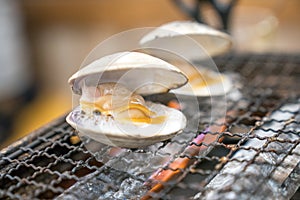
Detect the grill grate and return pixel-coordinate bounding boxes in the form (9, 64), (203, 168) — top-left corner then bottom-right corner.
(0, 53), (299, 200)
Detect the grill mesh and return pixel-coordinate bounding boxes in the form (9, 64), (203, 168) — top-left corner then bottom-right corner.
(0, 53), (299, 200)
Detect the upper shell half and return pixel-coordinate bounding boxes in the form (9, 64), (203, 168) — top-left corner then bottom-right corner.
(140, 20), (232, 61)
(69, 51), (188, 96)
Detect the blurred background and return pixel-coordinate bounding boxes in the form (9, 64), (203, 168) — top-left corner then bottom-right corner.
(0, 0), (299, 148)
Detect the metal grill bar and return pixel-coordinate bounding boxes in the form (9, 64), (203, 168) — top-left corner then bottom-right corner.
(0, 53), (299, 200)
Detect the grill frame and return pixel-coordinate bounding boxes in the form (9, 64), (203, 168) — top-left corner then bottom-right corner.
(1, 53), (300, 200)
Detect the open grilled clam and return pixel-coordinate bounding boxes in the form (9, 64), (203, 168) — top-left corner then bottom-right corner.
(66, 51), (188, 148)
(139, 21), (233, 96)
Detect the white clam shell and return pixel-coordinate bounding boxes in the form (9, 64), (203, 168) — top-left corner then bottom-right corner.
(67, 51), (188, 148)
(69, 51), (188, 96)
(140, 21), (232, 60)
(139, 21), (233, 96)
(66, 102), (186, 148)
(171, 69), (233, 96)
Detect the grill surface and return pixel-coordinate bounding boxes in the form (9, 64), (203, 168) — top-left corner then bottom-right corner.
(1, 53), (300, 200)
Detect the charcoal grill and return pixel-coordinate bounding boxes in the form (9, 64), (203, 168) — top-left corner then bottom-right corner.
(1, 53), (300, 200)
